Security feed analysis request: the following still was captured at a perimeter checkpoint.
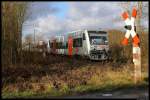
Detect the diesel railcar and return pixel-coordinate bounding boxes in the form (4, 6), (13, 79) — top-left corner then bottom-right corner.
(47, 29), (110, 60)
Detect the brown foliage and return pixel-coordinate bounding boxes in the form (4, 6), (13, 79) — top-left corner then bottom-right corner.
(2, 2), (28, 65)
(2, 30), (148, 95)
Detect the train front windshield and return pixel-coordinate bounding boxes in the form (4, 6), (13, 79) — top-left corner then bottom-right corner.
(88, 31), (108, 45)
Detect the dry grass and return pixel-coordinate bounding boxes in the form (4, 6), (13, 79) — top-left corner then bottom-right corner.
(2, 61), (148, 98)
(2, 30), (148, 98)
(108, 30), (148, 70)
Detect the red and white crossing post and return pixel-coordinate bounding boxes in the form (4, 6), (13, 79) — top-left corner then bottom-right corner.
(121, 7), (141, 84)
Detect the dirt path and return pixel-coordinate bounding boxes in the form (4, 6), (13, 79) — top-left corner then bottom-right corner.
(61, 87), (149, 99)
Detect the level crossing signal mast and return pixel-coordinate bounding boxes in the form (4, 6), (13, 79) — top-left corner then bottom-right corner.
(121, 7), (141, 84)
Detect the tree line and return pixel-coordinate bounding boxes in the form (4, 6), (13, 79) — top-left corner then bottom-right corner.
(2, 2), (28, 65)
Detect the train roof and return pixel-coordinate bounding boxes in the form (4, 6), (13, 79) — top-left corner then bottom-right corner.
(87, 30), (107, 33)
(48, 29), (107, 41)
(66, 29), (106, 33)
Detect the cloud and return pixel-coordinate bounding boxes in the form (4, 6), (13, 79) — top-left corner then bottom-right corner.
(26, 2), (60, 21)
(37, 15), (65, 34)
(23, 2), (149, 41)
(65, 2), (124, 30)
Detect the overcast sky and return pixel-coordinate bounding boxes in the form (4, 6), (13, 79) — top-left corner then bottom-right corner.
(22, 2), (149, 42)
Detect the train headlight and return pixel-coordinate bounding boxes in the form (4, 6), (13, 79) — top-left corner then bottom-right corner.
(91, 46), (94, 49)
(105, 40), (108, 45)
(91, 45), (97, 50)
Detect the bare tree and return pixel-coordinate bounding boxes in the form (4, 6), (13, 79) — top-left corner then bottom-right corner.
(2, 2), (29, 65)
(24, 34), (33, 44)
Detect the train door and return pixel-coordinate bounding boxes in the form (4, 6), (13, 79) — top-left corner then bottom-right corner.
(68, 36), (73, 56)
(82, 32), (87, 56)
(72, 32), (83, 56)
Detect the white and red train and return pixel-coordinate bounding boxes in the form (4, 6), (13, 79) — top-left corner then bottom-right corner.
(47, 29), (110, 60)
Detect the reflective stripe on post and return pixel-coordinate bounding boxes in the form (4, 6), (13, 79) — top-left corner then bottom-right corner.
(133, 46), (140, 62)
(132, 7), (137, 18)
(122, 37), (128, 46)
(122, 12), (130, 46)
(133, 35), (140, 45)
(122, 30), (130, 45)
(122, 12), (129, 20)
(133, 46), (141, 83)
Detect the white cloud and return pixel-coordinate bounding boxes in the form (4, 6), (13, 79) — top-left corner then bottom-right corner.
(65, 2), (124, 30)
(37, 16), (64, 34)
(23, 2), (149, 41)
(26, 2), (59, 20)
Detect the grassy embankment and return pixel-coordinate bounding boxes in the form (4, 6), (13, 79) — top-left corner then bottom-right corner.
(2, 30), (148, 98)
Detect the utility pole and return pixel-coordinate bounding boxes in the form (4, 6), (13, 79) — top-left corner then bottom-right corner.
(34, 25), (35, 46)
(33, 23), (37, 48)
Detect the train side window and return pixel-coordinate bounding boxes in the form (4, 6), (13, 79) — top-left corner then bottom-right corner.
(83, 33), (86, 40)
(56, 42), (62, 49)
(79, 38), (83, 47)
(57, 42), (60, 49)
(57, 42), (59, 49)
(55, 43), (57, 48)
(62, 43), (65, 49)
(73, 38), (82, 47)
(50, 43), (53, 48)
(59, 42), (63, 49)
(66, 43), (68, 49)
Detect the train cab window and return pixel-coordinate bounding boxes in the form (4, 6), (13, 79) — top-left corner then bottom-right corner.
(83, 33), (86, 40)
(56, 42), (63, 49)
(56, 43), (58, 49)
(73, 38), (82, 47)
